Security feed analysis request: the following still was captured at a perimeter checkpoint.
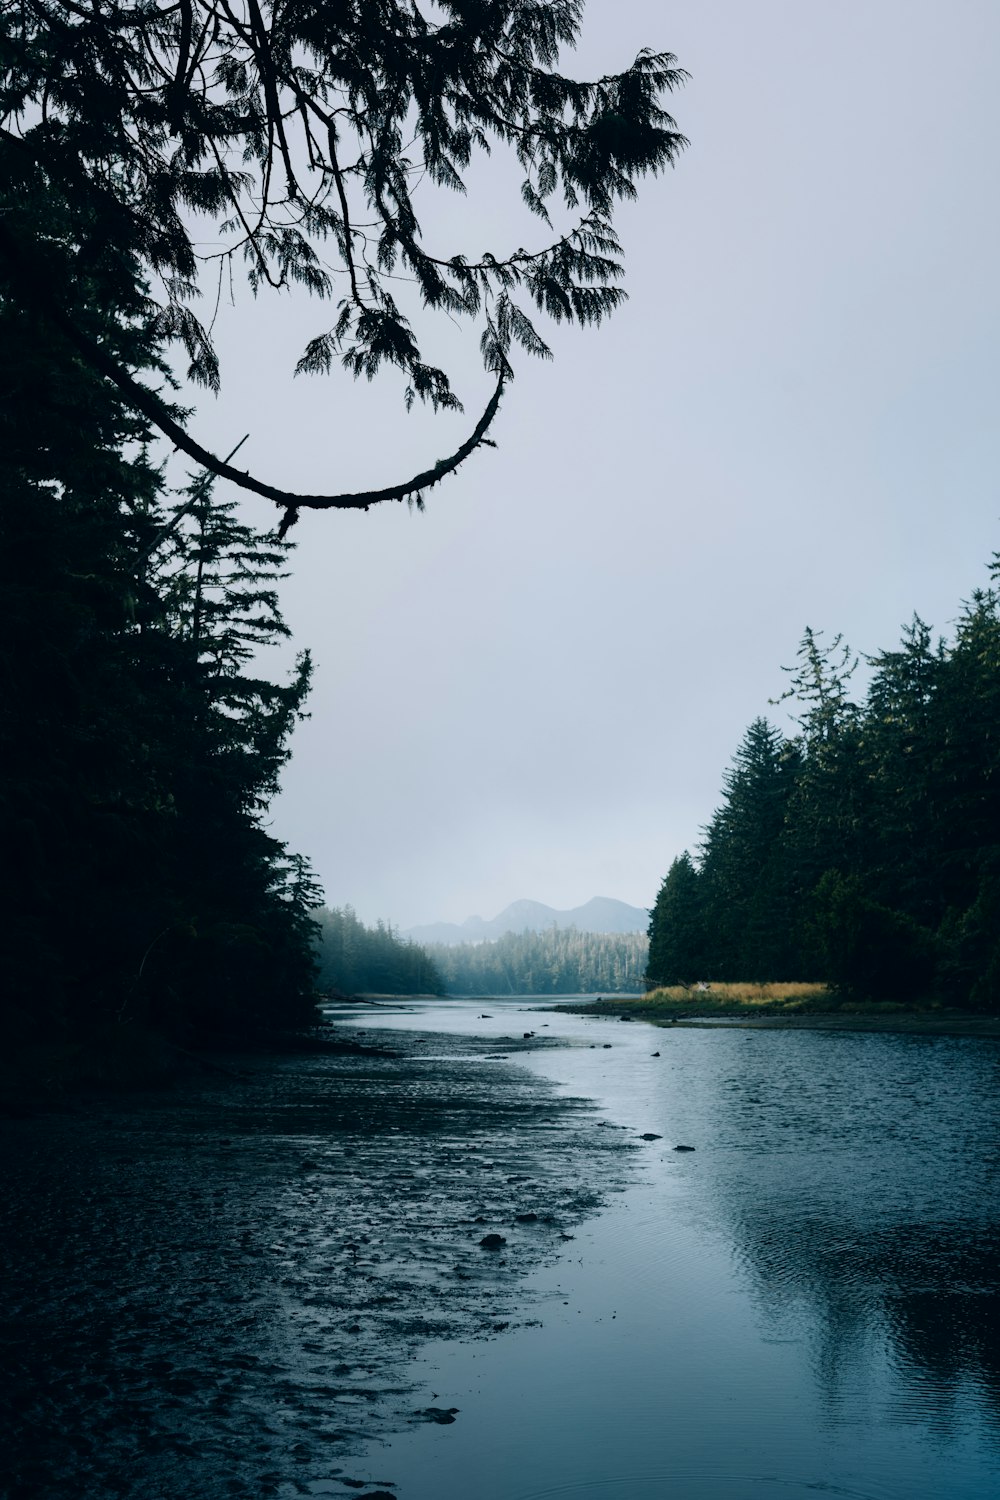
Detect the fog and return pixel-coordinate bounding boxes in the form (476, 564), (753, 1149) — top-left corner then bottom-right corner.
(191, 1), (1000, 927)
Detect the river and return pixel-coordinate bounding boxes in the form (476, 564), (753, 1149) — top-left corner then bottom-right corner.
(336, 997), (1000, 1500)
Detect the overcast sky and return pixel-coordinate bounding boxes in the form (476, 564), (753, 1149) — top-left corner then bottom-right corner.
(194, 1), (1000, 928)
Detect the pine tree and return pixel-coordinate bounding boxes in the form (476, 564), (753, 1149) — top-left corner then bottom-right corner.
(930, 585), (1000, 1006)
(0, 175), (176, 1036)
(0, 175), (321, 1046)
(648, 573), (1000, 1005)
(645, 853), (707, 987)
(1, 2), (688, 523)
(427, 927), (647, 996)
(863, 617), (946, 922)
(136, 480), (320, 1035)
(777, 629), (869, 920)
(312, 908), (444, 996)
(699, 719), (802, 978)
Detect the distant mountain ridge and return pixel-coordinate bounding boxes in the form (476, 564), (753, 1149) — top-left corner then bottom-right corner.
(405, 896), (649, 947)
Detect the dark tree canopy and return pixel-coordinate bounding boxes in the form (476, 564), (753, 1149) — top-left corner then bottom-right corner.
(646, 852), (707, 988)
(1, 1), (686, 526)
(645, 575), (1000, 1008)
(0, 176), (321, 1052)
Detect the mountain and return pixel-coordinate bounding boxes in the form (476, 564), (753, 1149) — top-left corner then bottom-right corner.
(405, 896), (649, 947)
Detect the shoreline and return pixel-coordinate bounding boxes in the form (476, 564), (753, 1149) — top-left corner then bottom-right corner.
(0, 1020), (632, 1498)
(551, 995), (1000, 1037)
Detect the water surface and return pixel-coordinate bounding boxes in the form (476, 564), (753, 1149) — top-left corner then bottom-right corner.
(342, 998), (1000, 1500)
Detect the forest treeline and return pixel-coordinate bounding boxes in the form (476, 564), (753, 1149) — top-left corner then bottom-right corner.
(3, 6), (681, 1057)
(647, 575), (1000, 1008)
(1, 183), (321, 1048)
(311, 912), (646, 998)
(429, 928), (648, 996)
(313, 909), (444, 997)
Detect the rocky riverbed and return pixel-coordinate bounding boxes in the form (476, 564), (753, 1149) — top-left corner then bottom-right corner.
(0, 1025), (634, 1500)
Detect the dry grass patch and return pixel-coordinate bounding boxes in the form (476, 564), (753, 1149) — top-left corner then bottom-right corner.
(566, 982), (838, 1021)
(643, 982), (829, 1008)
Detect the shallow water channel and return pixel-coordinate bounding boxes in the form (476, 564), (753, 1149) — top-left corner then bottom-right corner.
(340, 998), (1000, 1500)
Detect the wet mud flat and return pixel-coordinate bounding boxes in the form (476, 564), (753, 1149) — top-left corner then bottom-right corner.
(0, 1026), (633, 1500)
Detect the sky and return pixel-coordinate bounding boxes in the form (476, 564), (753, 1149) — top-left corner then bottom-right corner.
(191, 1), (1000, 928)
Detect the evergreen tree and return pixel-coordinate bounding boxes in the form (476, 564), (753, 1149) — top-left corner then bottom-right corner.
(780, 630), (865, 860)
(135, 482), (320, 1036)
(809, 871), (938, 1003)
(430, 927), (648, 996)
(2, 8), (688, 1051)
(699, 719), (802, 978)
(648, 569), (1000, 1007)
(862, 617), (945, 922)
(930, 584), (1000, 1006)
(1, 2), (688, 524)
(1, 175), (174, 1036)
(645, 853), (707, 987)
(0, 176), (320, 1046)
(313, 908), (444, 996)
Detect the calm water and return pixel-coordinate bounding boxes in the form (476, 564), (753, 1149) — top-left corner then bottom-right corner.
(337, 998), (1000, 1500)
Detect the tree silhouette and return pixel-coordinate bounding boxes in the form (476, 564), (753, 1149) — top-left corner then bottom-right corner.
(647, 566), (1000, 1006)
(1, 2), (687, 528)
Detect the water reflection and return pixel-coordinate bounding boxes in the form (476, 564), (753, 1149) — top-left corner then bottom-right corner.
(350, 1003), (1000, 1498)
(685, 1032), (1000, 1437)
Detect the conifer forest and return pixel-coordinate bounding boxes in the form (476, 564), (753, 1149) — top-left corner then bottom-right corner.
(429, 927), (647, 995)
(646, 583), (1000, 1008)
(312, 908), (445, 998)
(4, 9), (1000, 1499)
(1, 2), (684, 1052)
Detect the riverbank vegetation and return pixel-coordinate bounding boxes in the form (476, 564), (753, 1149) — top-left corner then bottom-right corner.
(643, 982), (830, 1011)
(429, 927), (648, 996)
(647, 569), (1000, 1010)
(313, 908), (444, 998)
(1, 219), (322, 1055)
(2, 6), (684, 1068)
(567, 990), (1000, 1035)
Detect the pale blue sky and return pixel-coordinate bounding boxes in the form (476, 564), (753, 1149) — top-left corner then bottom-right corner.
(196, 1), (1000, 927)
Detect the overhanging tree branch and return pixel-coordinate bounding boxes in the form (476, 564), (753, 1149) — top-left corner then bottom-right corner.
(2, 3), (684, 522)
(0, 209), (505, 524)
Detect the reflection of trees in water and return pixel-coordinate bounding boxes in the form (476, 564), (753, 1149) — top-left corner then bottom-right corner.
(881, 1236), (1000, 1418)
(735, 1212), (1000, 1434)
(694, 1034), (1000, 1434)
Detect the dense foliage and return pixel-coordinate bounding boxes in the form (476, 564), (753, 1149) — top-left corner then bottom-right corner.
(646, 577), (1000, 1008)
(313, 907), (443, 996)
(1, 7), (683, 1054)
(1, 179), (320, 1046)
(1, 1), (686, 524)
(430, 926), (647, 994)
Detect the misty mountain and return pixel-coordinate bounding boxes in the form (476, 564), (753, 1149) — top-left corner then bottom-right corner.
(405, 896), (649, 947)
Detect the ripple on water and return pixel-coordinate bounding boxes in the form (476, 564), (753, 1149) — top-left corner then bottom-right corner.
(347, 1003), (1000, 1500)
(510, 1473), (897, 1500)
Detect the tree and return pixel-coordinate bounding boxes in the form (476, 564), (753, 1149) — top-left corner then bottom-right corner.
(930, 584), (1000, 1007)
(647, 564), (1000, 1005)
(776, 628), (870, 915)
(312, 906), (444, 995)
(141, 479), (320, 1036)
(645, 852), (707, 987)
(810, 871), (937, 1003)
(0, 174), (320, 1045)
(699, 718), (802, 978)
(0, 173), (173, 1034)
(1, 2), (687, 529)
(862, 616), (945, 923)
(429, 925), (647, 995)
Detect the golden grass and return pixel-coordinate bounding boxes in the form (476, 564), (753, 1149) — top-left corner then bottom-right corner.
(556, 988), (999, 1031)
(642, 982), (829, 1007)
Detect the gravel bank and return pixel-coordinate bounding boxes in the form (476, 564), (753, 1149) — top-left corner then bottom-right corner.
(0, 1024), (633, 1500)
